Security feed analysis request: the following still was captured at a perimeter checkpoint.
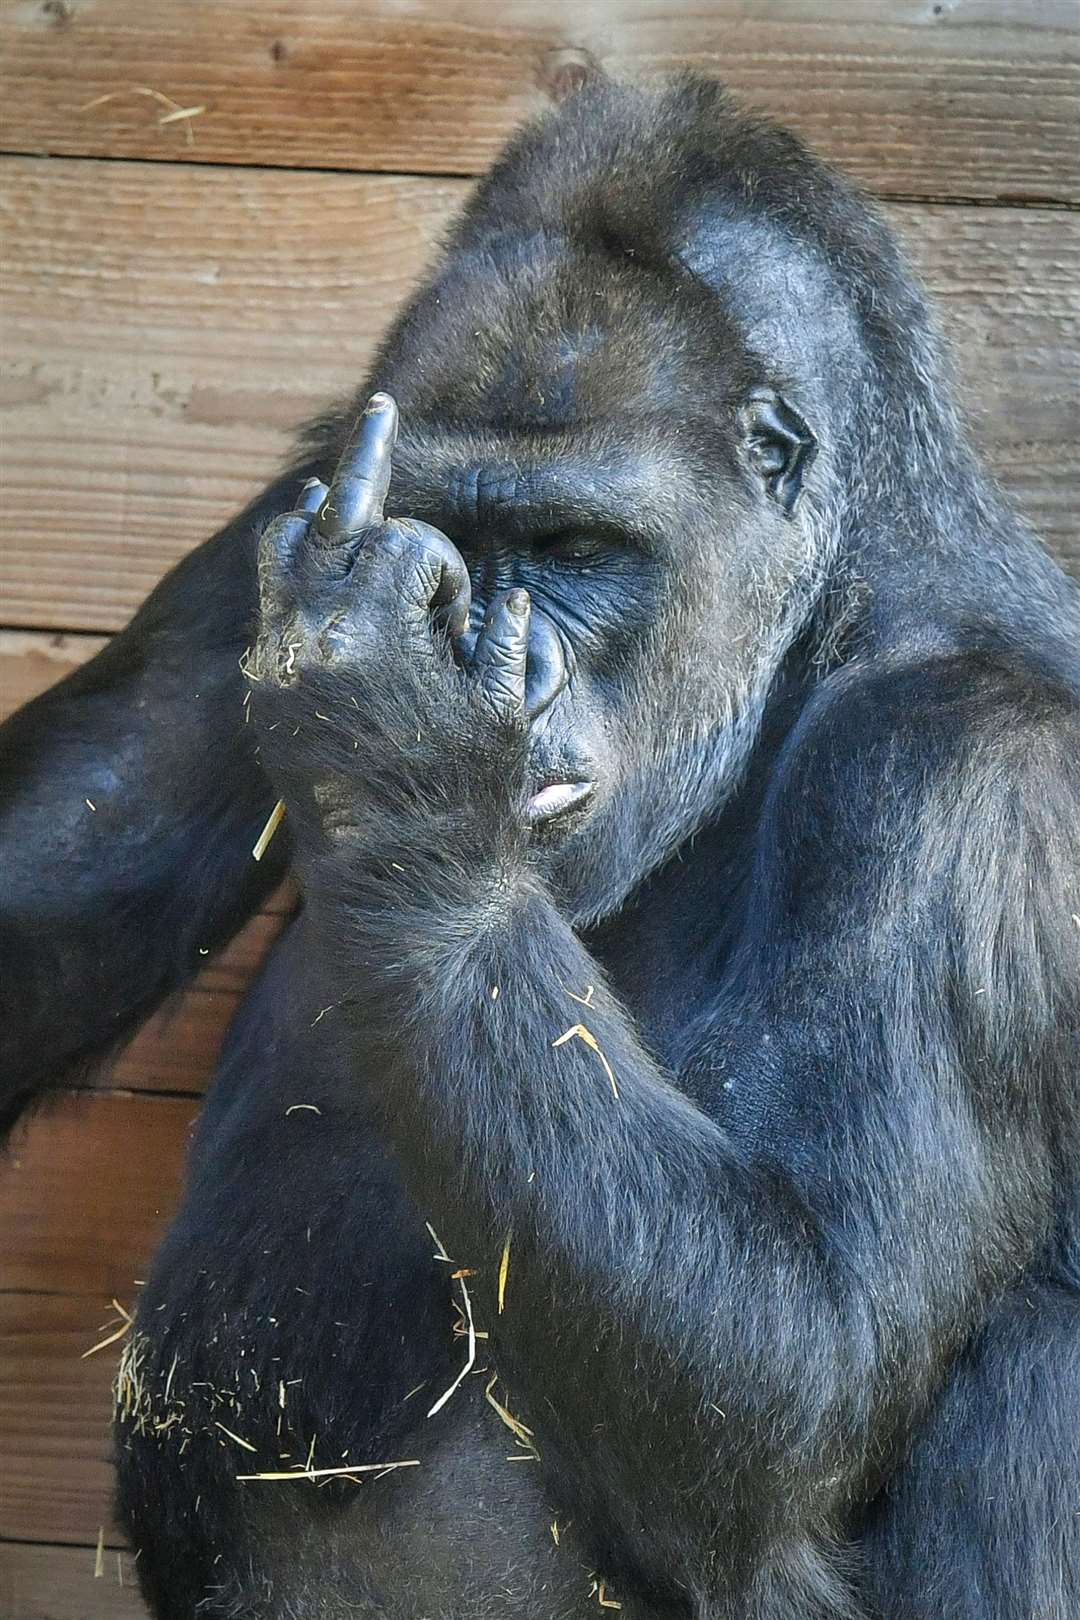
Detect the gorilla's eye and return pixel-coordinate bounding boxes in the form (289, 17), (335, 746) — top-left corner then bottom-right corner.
(740, 390), (818, 517)
(533, 530), (612, 564)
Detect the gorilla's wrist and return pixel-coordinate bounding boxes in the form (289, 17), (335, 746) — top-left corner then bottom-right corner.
(300, 835), (546, 1017)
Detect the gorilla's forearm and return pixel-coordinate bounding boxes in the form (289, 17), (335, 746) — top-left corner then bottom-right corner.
(304, 866), (1000, 1604)
(0, 471), (311, 1128)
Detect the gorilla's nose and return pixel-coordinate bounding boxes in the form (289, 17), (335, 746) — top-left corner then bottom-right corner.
(523, 607), (570, 719)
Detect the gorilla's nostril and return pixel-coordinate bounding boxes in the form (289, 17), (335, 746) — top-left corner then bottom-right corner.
(525, 608), (569, 719)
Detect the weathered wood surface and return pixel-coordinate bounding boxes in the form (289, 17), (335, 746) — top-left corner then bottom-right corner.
(0, 158), (460, 630)
(2, 157), (1076, 633)
(0, 1091), (199, 1298)
(108, 981), (249, 1096)
(0, 631), (110, 713)
(0, 1291), (135, 1549)
(0, 1539), (145, 1620)
(1, 2), (1076, 201)
(0, 1091), (197, 1577)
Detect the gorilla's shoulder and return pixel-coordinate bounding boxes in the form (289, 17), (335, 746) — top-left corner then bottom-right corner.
(792, 642), (1080, 792)
(758, 644), (1080, 1037)
(762, 642), (1079, 913)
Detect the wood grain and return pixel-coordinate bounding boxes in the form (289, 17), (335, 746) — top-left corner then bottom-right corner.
(0, 1091), (199, 1298)
(2, 157), (1076, 632)
(0, 630), (110, 716)
(890, 205), (1080, 577)
(106, 900), (296, 1093)
(0, 1539), (146, 1619)
(0, 1094), (200, 1554)
(104, 985), (244, 1097)
(0, 2), (1076, 201)
(0, 157), (461, 630)
(0, 1293), (137, 1550)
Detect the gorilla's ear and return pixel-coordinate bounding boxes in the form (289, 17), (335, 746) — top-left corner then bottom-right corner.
(739, 390), (817, 516)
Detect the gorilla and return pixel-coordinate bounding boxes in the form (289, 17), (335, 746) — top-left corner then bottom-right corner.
(1, 75), (1078, 1620)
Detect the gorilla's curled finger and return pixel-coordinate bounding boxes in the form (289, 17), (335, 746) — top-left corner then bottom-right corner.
(354, 517), (473, 645)
(257, 394), (475, 687)
(255, 475), (330, 626)
(471, 588), (532, 722)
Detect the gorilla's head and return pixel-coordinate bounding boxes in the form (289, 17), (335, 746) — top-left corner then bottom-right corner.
(322, 77), (954, 923)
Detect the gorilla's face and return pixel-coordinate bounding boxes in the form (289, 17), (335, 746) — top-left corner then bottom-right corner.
(368, 239), (822, 923)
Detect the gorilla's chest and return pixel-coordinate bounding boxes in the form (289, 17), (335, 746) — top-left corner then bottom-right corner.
(584, 821), (753, 1069)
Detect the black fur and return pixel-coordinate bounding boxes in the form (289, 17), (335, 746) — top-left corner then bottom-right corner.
(2, 77), (1078, 1619)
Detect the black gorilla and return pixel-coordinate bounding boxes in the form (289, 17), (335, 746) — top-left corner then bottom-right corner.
(1, 77), (1078, 1620)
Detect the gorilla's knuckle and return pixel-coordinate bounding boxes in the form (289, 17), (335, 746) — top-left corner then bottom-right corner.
(486, 670), (520, 704)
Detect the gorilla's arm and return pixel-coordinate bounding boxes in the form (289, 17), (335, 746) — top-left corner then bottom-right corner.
(254, 444), (1078, 1610)
(0, 470), (314, 1129)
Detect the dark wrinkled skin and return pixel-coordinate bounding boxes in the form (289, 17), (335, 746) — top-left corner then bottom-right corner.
(2, 76), (1078, 1620)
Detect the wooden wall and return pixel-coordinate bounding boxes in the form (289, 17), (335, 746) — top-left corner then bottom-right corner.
(1, 3), (1077, 1615)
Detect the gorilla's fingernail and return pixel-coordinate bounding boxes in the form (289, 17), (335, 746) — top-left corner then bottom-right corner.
(365, 392), (396, 417)
(507, 589), (530, 614)
(298, 477), (328, 513)
(299, 476), (330, 508)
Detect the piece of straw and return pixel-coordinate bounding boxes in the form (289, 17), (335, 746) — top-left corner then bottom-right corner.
(78, 87), (204, 146)
(82, 1299), (134, 1359)
(252, 798), (286, 861)
(497, 1234), (512, 1315)
(552, 1023), (619, 1098)
(237, 1460), (419, 1482)
(425, 1223), (477, 1418)
(214, 1422), (257, 1453)
(484, 1374), (538, 1459)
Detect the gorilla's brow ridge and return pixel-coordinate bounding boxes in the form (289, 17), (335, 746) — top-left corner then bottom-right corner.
(390, 445), (690, 550)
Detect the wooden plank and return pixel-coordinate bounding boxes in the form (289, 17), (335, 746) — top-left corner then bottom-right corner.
(889, 205), (1080, 578)
(106, 985), (244, 1097)
(0, 631), (110, 717)
(2, 157), (1076, 632)
(106, 896), (293, 1094)
(0, 2), (1076, 201)
(0, 157), (461, 630)
(0, 1098), (200, 1552)
(0, 1294), (136, 1550)
(0, 1091), (198, 1298)
(0, 1540), (146, 1620)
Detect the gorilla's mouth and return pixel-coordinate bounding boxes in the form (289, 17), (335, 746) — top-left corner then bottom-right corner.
(526, 780), (594, 824)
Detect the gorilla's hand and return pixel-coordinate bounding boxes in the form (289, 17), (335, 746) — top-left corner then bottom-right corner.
(250, 395), (533, 869)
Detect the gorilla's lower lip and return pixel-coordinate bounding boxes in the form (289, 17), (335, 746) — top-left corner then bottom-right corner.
(526, 781), (594, 823)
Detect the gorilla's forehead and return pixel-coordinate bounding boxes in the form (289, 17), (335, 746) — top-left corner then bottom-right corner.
(376, 231), (750, 432)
